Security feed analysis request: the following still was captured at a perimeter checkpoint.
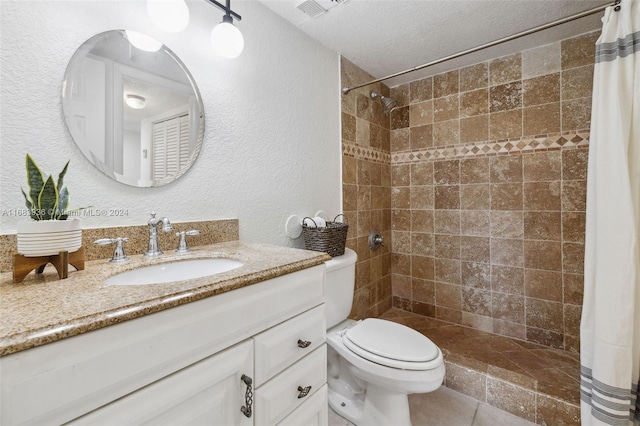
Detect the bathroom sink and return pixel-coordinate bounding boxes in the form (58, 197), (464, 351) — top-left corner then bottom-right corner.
(104, 258), (244, 286)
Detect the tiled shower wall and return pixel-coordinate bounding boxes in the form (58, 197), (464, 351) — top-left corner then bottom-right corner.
(341, 58), (393, 319)
(388, 31), (599, 352)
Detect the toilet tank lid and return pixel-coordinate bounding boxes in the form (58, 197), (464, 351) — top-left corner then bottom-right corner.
(325, 248), (357, 273)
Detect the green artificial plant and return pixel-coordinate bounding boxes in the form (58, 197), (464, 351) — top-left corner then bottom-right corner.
(21, 154), (75, 221)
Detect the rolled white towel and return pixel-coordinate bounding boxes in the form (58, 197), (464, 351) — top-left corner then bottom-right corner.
(303, 217), (327, 228)
(303, 217), (318, 227)
(312, 216), (326, 227)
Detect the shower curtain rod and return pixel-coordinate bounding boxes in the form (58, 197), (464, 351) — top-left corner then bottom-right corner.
(342, 1), (618, 94)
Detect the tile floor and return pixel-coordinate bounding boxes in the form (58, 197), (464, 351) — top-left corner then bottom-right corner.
(328, 386), (536, 426)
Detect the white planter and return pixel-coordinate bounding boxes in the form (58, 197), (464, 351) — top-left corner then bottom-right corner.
(17, 218), (82, 257)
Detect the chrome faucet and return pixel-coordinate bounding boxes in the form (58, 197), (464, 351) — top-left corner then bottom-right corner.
(175, 230), (200, 254)
(144, 212), (172, 257)
(94, 237), (130, 263)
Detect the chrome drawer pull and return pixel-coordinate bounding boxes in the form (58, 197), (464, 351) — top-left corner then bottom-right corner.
(240, 374), (253, 418)
(297, 339), (311, 348)
(297, 385), (312, 399)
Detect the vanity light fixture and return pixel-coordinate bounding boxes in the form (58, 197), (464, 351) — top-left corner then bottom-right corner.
(147, 0), (190, 33)
(207, 0), (244, 59)
(126, 94), (146, 109)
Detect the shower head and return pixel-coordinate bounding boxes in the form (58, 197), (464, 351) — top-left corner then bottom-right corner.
(370, 90), (399, 115)
(381, 96), (399, 114)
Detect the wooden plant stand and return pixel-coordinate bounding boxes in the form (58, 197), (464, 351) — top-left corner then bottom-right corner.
(13, 246), (85, 284)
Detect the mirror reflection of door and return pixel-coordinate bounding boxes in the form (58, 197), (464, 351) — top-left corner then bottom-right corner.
(68, 57), (106, 165)
(114, 68), (193, 186)
(62, 30), (204, 187)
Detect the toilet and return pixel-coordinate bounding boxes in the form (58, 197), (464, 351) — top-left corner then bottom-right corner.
(325, 248), (445, 426)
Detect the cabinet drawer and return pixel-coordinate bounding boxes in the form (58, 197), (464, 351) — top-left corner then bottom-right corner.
(254, 304), (326, 385)
(277, 384), (328, 426)
(255, 344), (327, 426)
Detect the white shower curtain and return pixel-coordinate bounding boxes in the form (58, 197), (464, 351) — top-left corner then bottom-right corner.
(580, 0), (640, 425)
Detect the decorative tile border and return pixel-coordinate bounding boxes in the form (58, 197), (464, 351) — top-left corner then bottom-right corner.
(342, 143), (391, 164)
(391, 131), (590, 164)
(342, 131), (590, 164)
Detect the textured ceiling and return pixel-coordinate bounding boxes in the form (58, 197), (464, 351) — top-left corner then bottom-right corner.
(257, 0), (612, 88)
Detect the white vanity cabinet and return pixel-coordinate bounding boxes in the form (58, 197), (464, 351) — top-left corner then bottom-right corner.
(0, 264), (328, 426)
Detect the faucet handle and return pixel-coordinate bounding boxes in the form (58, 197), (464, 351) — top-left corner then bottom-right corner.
(94, 238), (130, 263)
(175, 230), (200, 253)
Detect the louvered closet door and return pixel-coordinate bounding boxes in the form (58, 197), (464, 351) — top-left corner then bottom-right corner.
(152, 121), (168, 181)
(152, 114), (190, 181)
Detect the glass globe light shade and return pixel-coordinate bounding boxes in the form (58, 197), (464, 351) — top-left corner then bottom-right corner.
(147, 0), (190, 33)
(210, 18), (244, 59)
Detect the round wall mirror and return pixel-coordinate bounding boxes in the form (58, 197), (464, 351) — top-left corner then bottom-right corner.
(62, 30), (204, 187)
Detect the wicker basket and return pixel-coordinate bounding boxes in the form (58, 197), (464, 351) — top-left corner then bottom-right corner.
(302, 214), (348, 257)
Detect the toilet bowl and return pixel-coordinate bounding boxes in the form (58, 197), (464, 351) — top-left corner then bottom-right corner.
(325, 248), (445, 426)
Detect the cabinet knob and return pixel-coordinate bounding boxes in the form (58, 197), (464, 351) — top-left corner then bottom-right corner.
(297, 339), (311, 348)
(297, 385), (312, 399)
(240, 374), (253, 418)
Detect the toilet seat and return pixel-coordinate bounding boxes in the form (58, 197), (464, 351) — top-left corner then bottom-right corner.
(342, 319), (440, 371)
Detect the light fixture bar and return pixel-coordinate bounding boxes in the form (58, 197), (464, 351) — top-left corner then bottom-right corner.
(206, 0), (242, 21)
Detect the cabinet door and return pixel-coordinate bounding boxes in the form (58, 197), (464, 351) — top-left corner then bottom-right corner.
(69, 340), (254, 426)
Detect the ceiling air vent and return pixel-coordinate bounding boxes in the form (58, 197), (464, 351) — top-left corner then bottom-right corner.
(296, 0), (326, 18)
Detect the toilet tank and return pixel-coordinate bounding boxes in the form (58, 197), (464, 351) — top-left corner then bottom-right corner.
(325, 248), (358, 329)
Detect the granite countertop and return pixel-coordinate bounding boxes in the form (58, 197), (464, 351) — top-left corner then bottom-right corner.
(0, 241), (330, 357)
